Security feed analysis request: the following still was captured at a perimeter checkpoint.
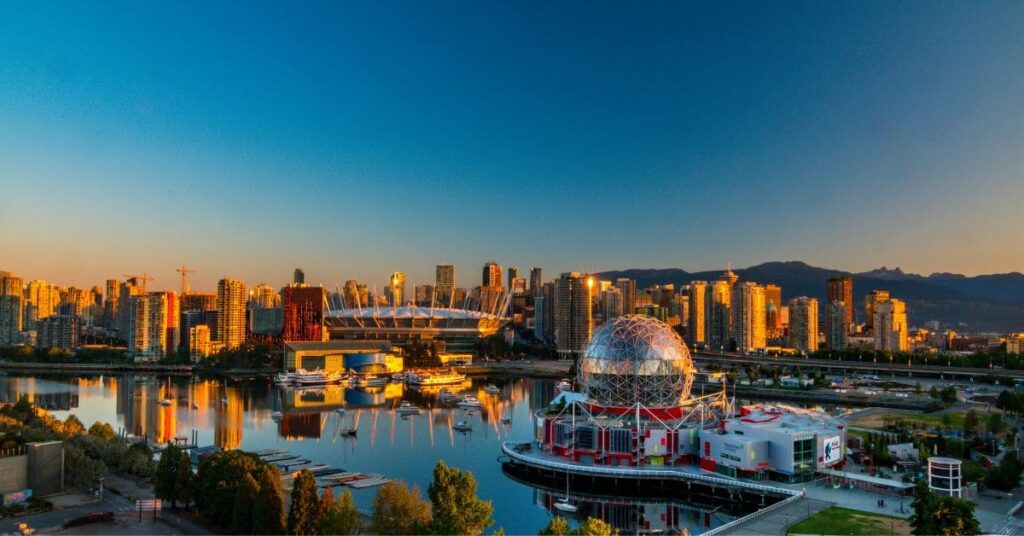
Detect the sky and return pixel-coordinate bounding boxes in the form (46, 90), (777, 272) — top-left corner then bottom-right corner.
(1, 1), (1023, 292)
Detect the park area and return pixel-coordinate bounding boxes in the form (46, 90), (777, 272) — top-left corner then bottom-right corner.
(846, 409), (965, 430)
(788, 506), (911, 535)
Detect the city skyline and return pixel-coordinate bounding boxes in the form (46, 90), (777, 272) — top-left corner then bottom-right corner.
(3, 2), (1024, 287)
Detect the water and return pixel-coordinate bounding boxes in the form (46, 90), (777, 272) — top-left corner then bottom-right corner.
(0, 373), (748, 534)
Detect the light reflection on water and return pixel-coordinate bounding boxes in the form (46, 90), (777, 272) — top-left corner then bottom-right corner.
(0, 373), (750, 534)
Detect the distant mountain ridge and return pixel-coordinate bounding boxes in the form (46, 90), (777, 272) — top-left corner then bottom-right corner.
(595, 261), (1024, 333)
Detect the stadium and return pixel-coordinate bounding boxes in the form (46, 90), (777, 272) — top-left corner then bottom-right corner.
(323, 306), (509, 354)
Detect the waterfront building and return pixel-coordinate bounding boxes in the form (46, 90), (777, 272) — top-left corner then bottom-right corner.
(826, 301), (848, 350)
(686, 281), (707, 348)
(435, 264), (455, 307)
(324, 306), (507, 355)
(188, 325), (212, 361)
(614, 278), (636, 316)
(282, 285), (326, 342)
(37, 314), (80, 350)
(601, 287), (623, 322)
(826, 276), (853, 336)
(387, 272), (406, 307)
(874, 298), (908, 352)
(788, 297), (819, 352)
(731, 283), (766, 354)
(284, 340), (400, 373)
(126, 294), (151, 357)
(117, 278), (146, 338)
(555, 272), (592, 360)
(148, 291), (179, 358)
(707, 280), (731, 352)
(529, 267), (543, 297)
(864, 290), (890, 335)
(0, 272), (24, 345)
(217, 278), (247, 349)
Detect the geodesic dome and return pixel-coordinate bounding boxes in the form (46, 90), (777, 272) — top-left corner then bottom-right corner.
(577, 315), (695, 409)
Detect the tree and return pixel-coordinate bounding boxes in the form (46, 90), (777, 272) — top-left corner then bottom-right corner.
(232, 472), (260, 534)
(428, 460), (494, 535)
(572, 517), (616, 536)
(371, 480), (431, 535)
(61, 414), (86, 438)
(932, 496), (980, 536)
(985, 412), (1004, 436)
(963, 410), (978, 437)
(252, 465), (287, 535)
(155, 444), (182, 508)
(910, 480), (938, 535)
(318, 488), (362, 535)
(88, 421), (116, 441)
(193, 450), (262, 527)
(539, 517), (569, 536)
(984, 451), (1023, 491)
(173, 449), (192, 508)
(288, 469), (320, 535)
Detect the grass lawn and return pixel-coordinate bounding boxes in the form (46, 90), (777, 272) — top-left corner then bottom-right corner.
(848, 410), (964, 430)
(788, 506), (911, 536)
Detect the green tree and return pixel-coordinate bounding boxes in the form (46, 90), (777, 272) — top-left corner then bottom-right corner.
(932, 496), (980, 536)
(427, 460), (494, 535)
(962, 410), (978, 437)
(986, 412), (1004, 436)
(288, 469), (319, 535)
(173, 449), (193, 508)
(984, 451), (1023, 491)
(61, 414), (86, 438)
(539, 516), (569, 536)
(572, 517), (616, 536)
(371, 480), (432, 535)
(155, 444), (182, 508)
(88, 421), (116, 441)
(232, 472), (260, 534)
(252, 465), (287, 535)
(318, 488), (362, 535)
(193, 450), (262, 527)
(910, 480), (938, 535)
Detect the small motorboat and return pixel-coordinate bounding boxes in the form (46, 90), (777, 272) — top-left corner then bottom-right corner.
(453, 421), (473, 432)
(335, 408), (346, 415)
(484, 384), (500, 395)
(458, 396), (482, 408)
(192, 402), (200, 409)
(500, 416), (511, 424)
(158, 399), (173, 407)
(397, 401), (421, 415)
(553, 498), (578, 513)
(438, 389), (458, 401)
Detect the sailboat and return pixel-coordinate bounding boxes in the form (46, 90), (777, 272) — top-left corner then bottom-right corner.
(553, 472), (577, 513)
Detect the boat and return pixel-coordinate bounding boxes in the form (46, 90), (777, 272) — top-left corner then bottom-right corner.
(335, 408), (346, 415)
(192, 402), (199, 409)
(453, 421), (473, 432)
(438, 389), (458, 401)
(484, 384), (500, 395)
(391, 372), (407, 382)
(361, 375), (388, 387)
(294, 369), (332, 386)
(407, 370), (467, 386)
(553, 472), (577, 512)
(556, 379), (572, 392)
(458, 396), (482, 408)
(397, 401), (421, 415)
(158, 398), (173, 407)
(273, 372), (295, 385)
(500, 415), (511, 424)
(271, 411), (283, 420)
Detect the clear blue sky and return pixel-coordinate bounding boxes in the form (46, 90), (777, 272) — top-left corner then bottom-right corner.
(2, 1), (1023, 291)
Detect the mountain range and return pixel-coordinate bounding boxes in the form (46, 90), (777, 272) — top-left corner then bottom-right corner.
(595, 261), (1024, 333)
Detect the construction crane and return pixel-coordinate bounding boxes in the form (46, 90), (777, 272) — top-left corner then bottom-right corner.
(176, 265), (196, 296)
(122, 273), (155, 292)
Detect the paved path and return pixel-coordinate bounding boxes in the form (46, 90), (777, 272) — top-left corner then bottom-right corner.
(718, 498), (832, 535)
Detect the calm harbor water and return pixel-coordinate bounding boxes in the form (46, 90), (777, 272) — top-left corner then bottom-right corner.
(0, 373), (751, 534)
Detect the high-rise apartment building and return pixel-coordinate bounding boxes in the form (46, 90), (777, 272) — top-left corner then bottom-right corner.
(24, 280), (60, 330)
(293, 268), (305, 286)
(342, 280), (361, 309)
(707, 280), (732, 351)
(826, 301), (848, 350)
(282, 286), (326, 342)
(874, 298), (908, 352)
(555, 272), (592, 360)
(483, 262), (503, 288)
(601, 287), (623, 322)
(687, 281), (707, 348)
(826, 276), (853, 336)
(0, 272), (24, 345)
(764, 284), (783, 337)
(188, 325), (212, 361)
(148, 291), (179, 358)
(541, 282), (555, 342)
(117, 278), (146, 337)
(250, 284), (280, 309)
(126, 294), (151, 356)
(217, 278), (247, 349)
(534, 295), (546, 341)
(38, 314), (80, 350)
(435, 264), (456, 308)
(388, 272), (406, 307)
(507, 267), (520, 292)
(788, 297), (819, 352)
(529, 268), (543, 298)
(103, 279), (120, 329)
(480, 262), (504, 314)
(614, 278), (636, 317)
(864, 290), (890, 334)
(731, 283), (766, 354)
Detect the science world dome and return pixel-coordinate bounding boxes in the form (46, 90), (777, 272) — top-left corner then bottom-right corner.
(576, 315), (695, 410)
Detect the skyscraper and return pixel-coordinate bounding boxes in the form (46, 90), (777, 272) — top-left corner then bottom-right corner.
(874, 298), (908, 352)
(534, 295), (546, 341)
(148, 291), (179, 358)
(282, 286), (326, 342)
(555, 272), (592, 360)
(614, 278), (636, 317)
(343, 280), (361, 309)
(707, 280), (731, 351)
(293, 268), (305, 286)
(529, 267), (543, 298)
(826, 301), (848, 350)
(480, 262), (504, 314)
(126, 294), (151, 356)
(601, 286), (623, 322)
(826, 276), (853, 336)
(103, 279), (120, 329)
(0, 272), (24, 345)
(387, 272), (406, 307)
(687, 281), (707, 348)
(117, 278), (146, 337)
(731, 283), (766, 354)
(24, 280), (60, 330)
(788, 297), (819, 352)
(435, 264), (455, 308)
(864, 290), (890, 334)
(507, 267), (519, 292)
(482, 261), (503, 287)
(250, 284), (280, 309)
(217, 278), (247, 349)
(763, 284), (783, 337)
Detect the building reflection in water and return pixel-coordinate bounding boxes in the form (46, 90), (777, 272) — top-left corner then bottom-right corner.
(216, 385), (244, 450)
(0, 375), (79, 411)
